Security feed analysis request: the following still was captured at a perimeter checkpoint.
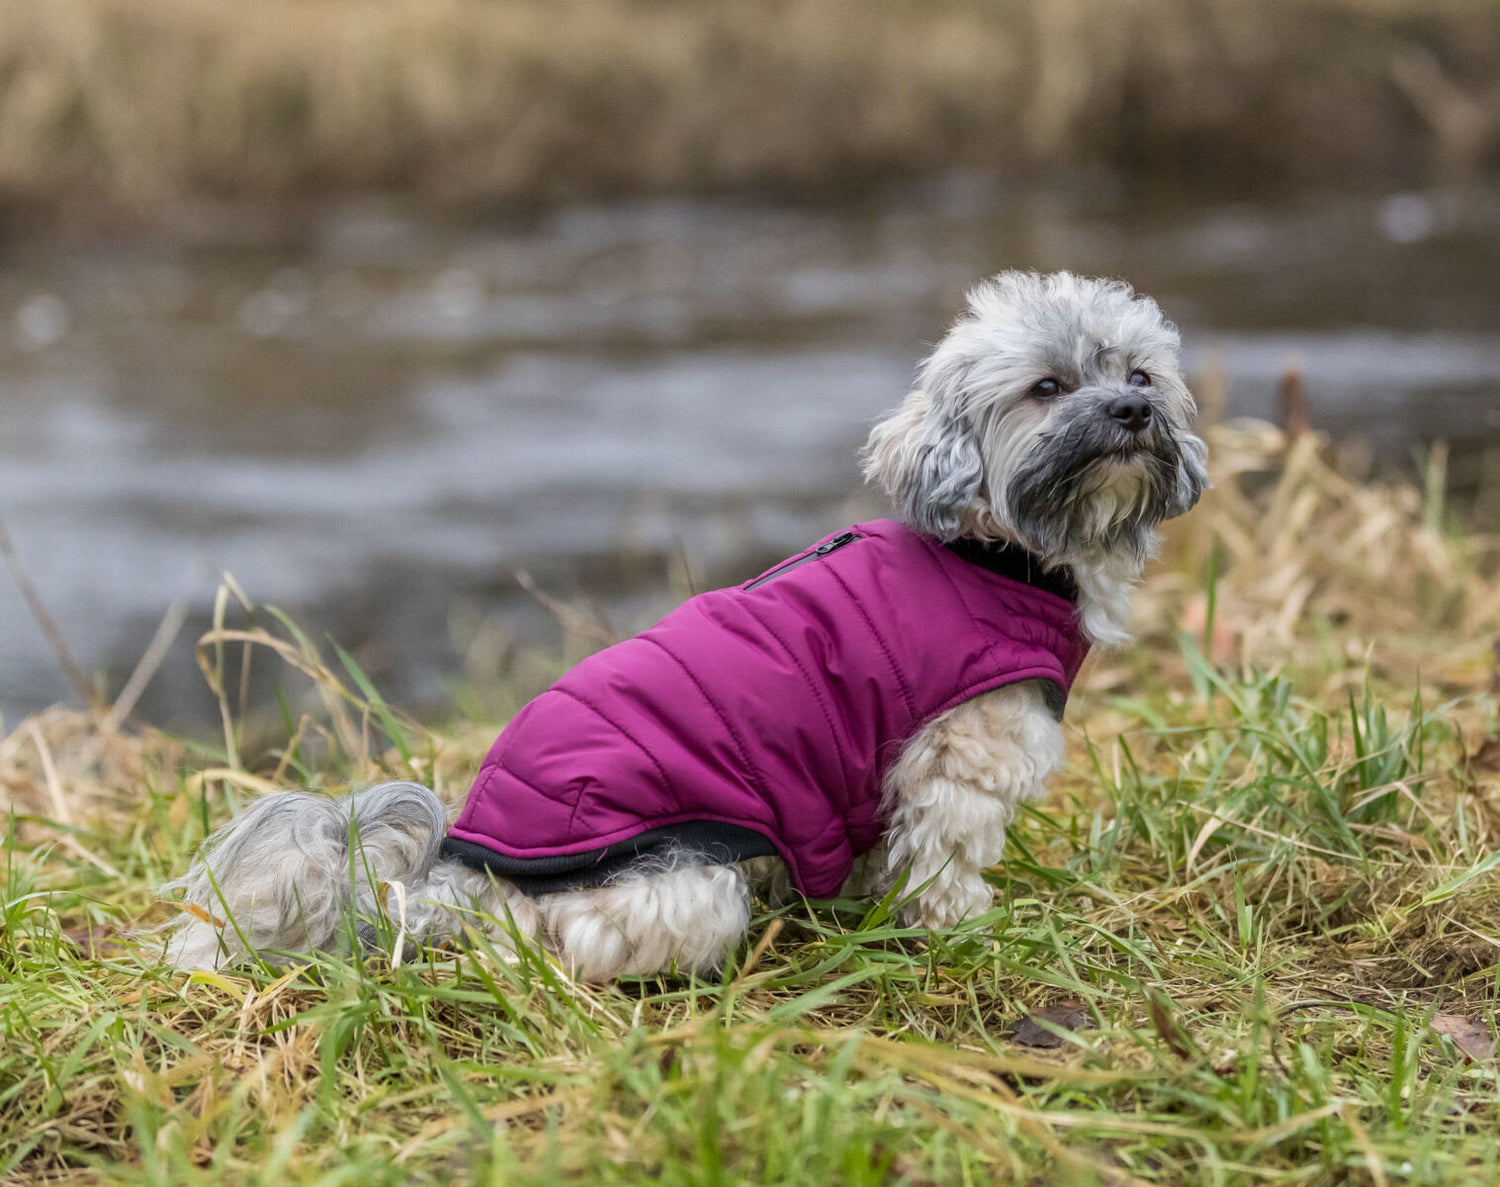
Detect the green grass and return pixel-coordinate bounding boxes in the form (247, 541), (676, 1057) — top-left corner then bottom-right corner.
(4, 423), (1500, 1184)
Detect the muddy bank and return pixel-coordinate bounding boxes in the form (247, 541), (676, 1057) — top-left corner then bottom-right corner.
(2, 0), (1498, 227)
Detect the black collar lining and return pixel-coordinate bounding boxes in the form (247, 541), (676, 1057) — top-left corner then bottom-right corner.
(943, 538), (1079, 603)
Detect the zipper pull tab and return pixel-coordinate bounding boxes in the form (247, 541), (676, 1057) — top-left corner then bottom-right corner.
(815, 531), (856, 556)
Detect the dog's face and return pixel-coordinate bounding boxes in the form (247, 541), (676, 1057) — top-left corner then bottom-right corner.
(863, 271), (1208, 562)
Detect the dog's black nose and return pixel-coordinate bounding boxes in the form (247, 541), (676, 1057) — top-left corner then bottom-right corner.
(1106, 395), (1152, 433)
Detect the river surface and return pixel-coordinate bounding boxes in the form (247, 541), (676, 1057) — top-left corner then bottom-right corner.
(2, 178), (1498, 727)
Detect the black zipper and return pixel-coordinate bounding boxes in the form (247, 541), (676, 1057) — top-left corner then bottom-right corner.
(743, 531), (860, 591)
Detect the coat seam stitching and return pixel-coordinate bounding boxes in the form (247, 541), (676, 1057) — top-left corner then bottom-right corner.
(641, 633), (775, 804)
(915, 531), (989, 639)
(552, 686), (677, 837)
(826, 566), (917, 723)
(737, 597), (852, 880)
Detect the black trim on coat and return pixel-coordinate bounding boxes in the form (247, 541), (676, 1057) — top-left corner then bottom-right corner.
(943, 538), (1079, 604)
(440, 822), (780, 897)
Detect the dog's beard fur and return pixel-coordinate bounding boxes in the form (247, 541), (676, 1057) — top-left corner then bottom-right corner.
(1000, 411), (1191, 561)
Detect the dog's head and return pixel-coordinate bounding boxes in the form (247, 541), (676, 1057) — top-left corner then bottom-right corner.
(863, 271), (1207, 563)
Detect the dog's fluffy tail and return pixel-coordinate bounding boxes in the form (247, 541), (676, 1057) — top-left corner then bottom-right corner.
(158, 781), (526, 970)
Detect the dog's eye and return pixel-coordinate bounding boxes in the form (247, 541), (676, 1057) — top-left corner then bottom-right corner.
(1127, 369), (1152, 388)
(1029, 377), (1062, 399)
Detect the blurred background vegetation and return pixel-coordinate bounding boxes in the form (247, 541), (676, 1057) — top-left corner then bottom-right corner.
(1, 0), (1497, 223)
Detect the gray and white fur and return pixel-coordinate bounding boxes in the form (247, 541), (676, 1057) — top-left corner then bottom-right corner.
(159, 271), (1206, 980)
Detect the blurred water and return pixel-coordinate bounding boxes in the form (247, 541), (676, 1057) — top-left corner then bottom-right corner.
(2, 179), (1498, 726)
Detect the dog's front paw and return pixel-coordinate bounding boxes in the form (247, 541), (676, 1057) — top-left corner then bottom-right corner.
(902, 869), (996, 930)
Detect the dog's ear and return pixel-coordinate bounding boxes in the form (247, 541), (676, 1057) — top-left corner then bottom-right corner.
(1166, 431), (1210, 519)
(861, 387), (983, 541)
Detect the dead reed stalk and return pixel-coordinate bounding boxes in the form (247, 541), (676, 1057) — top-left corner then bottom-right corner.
(0, 0), (1495, 224)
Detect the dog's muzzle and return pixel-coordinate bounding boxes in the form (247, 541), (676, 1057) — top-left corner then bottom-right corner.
(1005, 394), (1188, 555)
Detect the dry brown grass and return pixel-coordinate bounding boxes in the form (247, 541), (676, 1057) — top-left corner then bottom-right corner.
(1138, 421), (1500, 695)
(0, 0), (1497, 226)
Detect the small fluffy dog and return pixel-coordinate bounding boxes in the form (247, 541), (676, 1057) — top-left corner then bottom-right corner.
(161, 271), (1207, 980)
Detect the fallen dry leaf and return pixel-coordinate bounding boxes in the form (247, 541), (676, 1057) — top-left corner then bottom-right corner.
(1430, 1014), (1496, 1061)
(1147, 989), (1198, 1061)
(177, 901), (227, 929)
(1472, 737), (1500, 775)
(1007, 1000), (1091, 1048)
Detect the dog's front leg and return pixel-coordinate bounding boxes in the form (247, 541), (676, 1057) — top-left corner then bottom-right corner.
(882, 681), (1065, 929)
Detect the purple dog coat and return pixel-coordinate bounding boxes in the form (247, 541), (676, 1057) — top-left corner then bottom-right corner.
(441, 519), (1088, 898)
